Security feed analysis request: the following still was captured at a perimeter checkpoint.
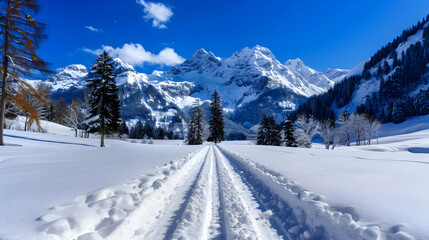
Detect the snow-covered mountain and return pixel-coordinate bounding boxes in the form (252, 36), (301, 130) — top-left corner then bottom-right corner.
(295, 19), (429, 124)
(39, 45), (337, 131)
(325, 68), (350, 82)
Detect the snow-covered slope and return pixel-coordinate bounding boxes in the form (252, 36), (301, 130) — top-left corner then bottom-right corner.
(338, 23), (429, 115)
(37, 46), (336, 129)
(2, 115), (429, 239)
(325, 68), (350, 82)
(296, 19), (429, 124)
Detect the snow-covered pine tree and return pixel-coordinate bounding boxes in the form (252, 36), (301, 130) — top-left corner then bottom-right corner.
(283, 114), (297, 147)
(208, 90), (225, 143)
(187, 99), (204, 145)
(86, 51), (121, 147)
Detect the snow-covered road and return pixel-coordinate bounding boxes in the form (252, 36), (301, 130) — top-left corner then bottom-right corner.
(38, 145), (382, 240)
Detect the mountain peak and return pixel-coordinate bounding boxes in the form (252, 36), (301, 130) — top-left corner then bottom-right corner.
(112, 58), (136, 74)
(195, 48), (208, 55)
(167, 48), (221, 75)
(230, 45), (276, 63)
(63, 64), (87, 74)
(285, 58), (304, 67)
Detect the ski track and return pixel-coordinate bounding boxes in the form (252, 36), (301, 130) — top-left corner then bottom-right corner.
(38, 145), (387, 240)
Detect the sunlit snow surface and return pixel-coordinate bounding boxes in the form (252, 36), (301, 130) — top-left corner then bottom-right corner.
(0, 115), (428, 239)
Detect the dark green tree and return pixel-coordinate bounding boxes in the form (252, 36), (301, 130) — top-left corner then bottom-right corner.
(118, 120), (129, 137)
(187, 99), (204, 145)
(86, 51), (121, 147)
(257, 115), (269, 145)
(208, 90), (225, 143)
(257, 115), (281, 146)
(283, 114), (297, 147)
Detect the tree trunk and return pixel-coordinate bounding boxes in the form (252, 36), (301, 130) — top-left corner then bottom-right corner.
(0, 0), (11, 146)
(24, 116), (29, 131)
(0, 73), (6, 145)
(100, 118), (105, 147)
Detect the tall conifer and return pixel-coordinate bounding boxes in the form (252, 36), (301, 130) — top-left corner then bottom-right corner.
(187, 99), (204, 145)
(208, 90), (225, 143)
(86, 51), (121, 147)
(283, 114), (297, 147)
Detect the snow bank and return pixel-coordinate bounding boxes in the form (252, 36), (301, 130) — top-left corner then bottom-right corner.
(5, 116), (75, 136)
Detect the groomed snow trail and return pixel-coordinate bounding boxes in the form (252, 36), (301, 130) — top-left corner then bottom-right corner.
(39, 145), (383, 240)
(161, 145), (282, 240)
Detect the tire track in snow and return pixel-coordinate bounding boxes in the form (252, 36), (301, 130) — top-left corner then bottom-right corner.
(217, 147), (315, 240)
(165, 146), (217, 240)
(208, 152), (224, 240)
(137, 146), (212, 240)
(214, 146), (282, 240)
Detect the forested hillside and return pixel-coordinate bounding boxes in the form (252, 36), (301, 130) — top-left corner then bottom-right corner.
(294, 15), (429, 123)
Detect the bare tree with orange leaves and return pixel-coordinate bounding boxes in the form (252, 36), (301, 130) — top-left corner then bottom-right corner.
(11, 82), (47, 131)
(0, 0), (51, 145)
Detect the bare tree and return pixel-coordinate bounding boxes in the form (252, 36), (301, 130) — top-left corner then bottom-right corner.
(65, 98), (84, 137)
(364, 114), (381, 145)
(294, 114), (317, 148)
(0, 0), (51, 145)
(10, 82), (48, 131)
(351, 113), (365, 146)
(335, 111), (352, 146)
(317, 118), (335, 149)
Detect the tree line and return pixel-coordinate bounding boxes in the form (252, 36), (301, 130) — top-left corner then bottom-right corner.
(186, 90), (225, 145)
(257, 112), (381, 149)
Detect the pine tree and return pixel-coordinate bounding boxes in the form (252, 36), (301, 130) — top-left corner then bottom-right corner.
(118, 120), (129, 137)
(283, 114), (297, 147)
(257, 115), (281, 146)
(86, 51), (121, 147)
(0, 0), (52, 145)
(208, 90), (225, 143)
(257, 115), (269, 145)
(383, 61), (391, 75)
(392, 51), (399, 69)
(266, 116), (281, 146)
(392, 100), (406, 123)
(187, 99), (204, 145)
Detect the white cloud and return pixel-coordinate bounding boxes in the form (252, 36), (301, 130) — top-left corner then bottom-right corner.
(136, 0), (173, 29)
(85, 26), (103, 32)
(82, 43), (185, 66)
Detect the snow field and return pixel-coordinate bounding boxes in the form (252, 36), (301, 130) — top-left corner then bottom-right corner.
(37, 146), (210, 240)
(218, 147), (383, 240)
(5, 123), (427, 240)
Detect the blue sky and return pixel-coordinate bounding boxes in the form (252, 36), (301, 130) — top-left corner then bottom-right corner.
(37, 0), (429, 74)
